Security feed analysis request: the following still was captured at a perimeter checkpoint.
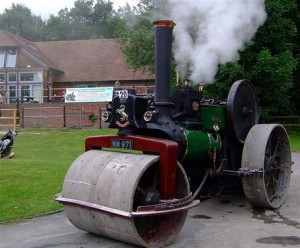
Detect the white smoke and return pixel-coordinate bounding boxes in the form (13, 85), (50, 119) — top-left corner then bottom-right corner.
(166, 0), (267, 83)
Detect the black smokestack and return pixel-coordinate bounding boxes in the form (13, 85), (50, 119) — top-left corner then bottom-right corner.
(153, 20), (176, 104)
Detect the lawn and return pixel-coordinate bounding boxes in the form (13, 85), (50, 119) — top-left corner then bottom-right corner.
(0, 127), (299, 223)
(0, 128), (117, 223)
(288, 130), (300, 152)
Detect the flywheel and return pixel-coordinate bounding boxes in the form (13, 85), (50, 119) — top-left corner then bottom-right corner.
(226, 80), (259, 143)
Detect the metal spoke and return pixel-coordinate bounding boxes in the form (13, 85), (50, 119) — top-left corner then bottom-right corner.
(272, 138), (280, 158)
(265, 175), (271, 192)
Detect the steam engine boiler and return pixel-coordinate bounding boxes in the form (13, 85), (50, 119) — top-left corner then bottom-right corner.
(55, 20), (292, 247)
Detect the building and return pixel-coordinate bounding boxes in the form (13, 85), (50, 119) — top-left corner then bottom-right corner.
(0, 30), (154, 104)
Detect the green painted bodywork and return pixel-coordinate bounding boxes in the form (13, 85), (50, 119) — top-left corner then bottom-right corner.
(200, 104), (226, 131)
(182, 127), (222, 164)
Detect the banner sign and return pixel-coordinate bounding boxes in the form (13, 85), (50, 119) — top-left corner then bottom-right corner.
(65, 87), (113, 103)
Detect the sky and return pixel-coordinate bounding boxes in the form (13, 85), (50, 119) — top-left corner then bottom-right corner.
(0, 0), (137, 19)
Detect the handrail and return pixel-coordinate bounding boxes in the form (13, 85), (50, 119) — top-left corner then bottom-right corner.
(269, 116), (300, 127)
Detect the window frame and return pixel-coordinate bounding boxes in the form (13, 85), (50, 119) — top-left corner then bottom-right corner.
(0, 49), (5, 68)
(6, 49), (17, 68)
(19, 71), (43, 83)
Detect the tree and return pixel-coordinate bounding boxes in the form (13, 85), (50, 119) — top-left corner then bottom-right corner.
(92, 0), (115, 38)
(0, 4), (46, 41)
(116, 0), (165, 73)
(118, 0), (298, 119)
(43, 14), (73, 41)
(69, 0), (94, 23)
(290, 1), (300, 114)
(239, 0), (297, 119)
(119, 18), (154, 72)
(0, 1), (123, 41)
(43, 0), (118, 40)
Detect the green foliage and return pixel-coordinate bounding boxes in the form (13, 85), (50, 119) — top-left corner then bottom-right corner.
(256, 0), (297, 53)
(290, 1), (300, 114)
(0, 128), (117, 223)
(119, 18), (154, 73)
(0, 0), (121, 41)
(250, 49), (296, 119)
(0, 4), (46, 41)
(0, 127), (299, 223)
(92, 0), (115, 38)
(246, 0), (297, 120)
(0, 0), (299, 117)
(44, 0), (117, 40)
(116, 0), (299, 120)
(69, 0), (94, 23)
(288, 129), (300, 152)
(210, 0), (298, 120)
(114, 0), (161, 73)
(205, 62), (245, 99)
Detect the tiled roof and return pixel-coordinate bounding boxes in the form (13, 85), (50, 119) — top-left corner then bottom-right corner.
(0, 30), (19, 47)
(0, 30), (154, 83)
(34, 39), (153, 83)
(0, 30), (61, 71)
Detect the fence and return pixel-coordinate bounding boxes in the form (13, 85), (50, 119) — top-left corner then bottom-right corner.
(0, 102), (109, 130)
(0, 108), (19, 131)
(1, 102), (299, 131)
(0, 85), (155, 104)
(269, 116), (300, 127)
(21, 103), (108, 129)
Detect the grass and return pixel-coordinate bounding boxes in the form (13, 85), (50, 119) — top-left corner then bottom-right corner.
(0, 128), (117, 223)
(0, 127), (299, 223)
(289, 133), (300, 152)
(287, 128), (300, 152)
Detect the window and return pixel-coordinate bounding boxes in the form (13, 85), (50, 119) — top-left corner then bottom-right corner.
(77, 84), (97, 88)
(0, 49), (17, 68)
(20, 72), (43, 82)
(32, 85), (43, 103)
(6, 49), (16, 68)
(18, 85), (43, 103)
(0, 49), (4, 68)
(0, 73), (4, 83)
(8, 85), (17, 104)
(20, 72), (43, 102)
(21, 85), (30, 100)
(77, 84), (88, 88)
(8, 73), (17, 82)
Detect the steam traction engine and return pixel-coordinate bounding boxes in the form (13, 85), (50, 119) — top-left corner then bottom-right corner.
(55, 21), (292, 247)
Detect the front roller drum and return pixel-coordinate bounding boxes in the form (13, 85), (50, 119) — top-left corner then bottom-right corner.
(57, 150), (191, 247)
(242, 124), (292, 209)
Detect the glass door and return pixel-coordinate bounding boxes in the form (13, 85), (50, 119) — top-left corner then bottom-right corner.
(32, 85), (43, 103)
(8, 85), (17, 104)
(21, 85), (31, 102)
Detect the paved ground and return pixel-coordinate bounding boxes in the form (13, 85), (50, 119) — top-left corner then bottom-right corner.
(1, 153), (299, 248)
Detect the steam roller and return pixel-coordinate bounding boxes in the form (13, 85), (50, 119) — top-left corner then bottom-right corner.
(59, 149), (192, 247)
(55, 20), (292, 247)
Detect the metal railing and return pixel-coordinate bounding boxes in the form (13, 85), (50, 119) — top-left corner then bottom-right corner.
(1, 85), (156, 104)
(269, 116), (300, 127)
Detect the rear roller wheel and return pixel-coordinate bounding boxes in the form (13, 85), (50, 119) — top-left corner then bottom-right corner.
(242, 124), (292, 209)
(60, 150), (190, 247)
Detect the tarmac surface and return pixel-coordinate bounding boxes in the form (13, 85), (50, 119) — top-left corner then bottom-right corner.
(1, 153), (299, 248)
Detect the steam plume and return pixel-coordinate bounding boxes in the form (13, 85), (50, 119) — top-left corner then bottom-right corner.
(166, 0), (267, 83)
